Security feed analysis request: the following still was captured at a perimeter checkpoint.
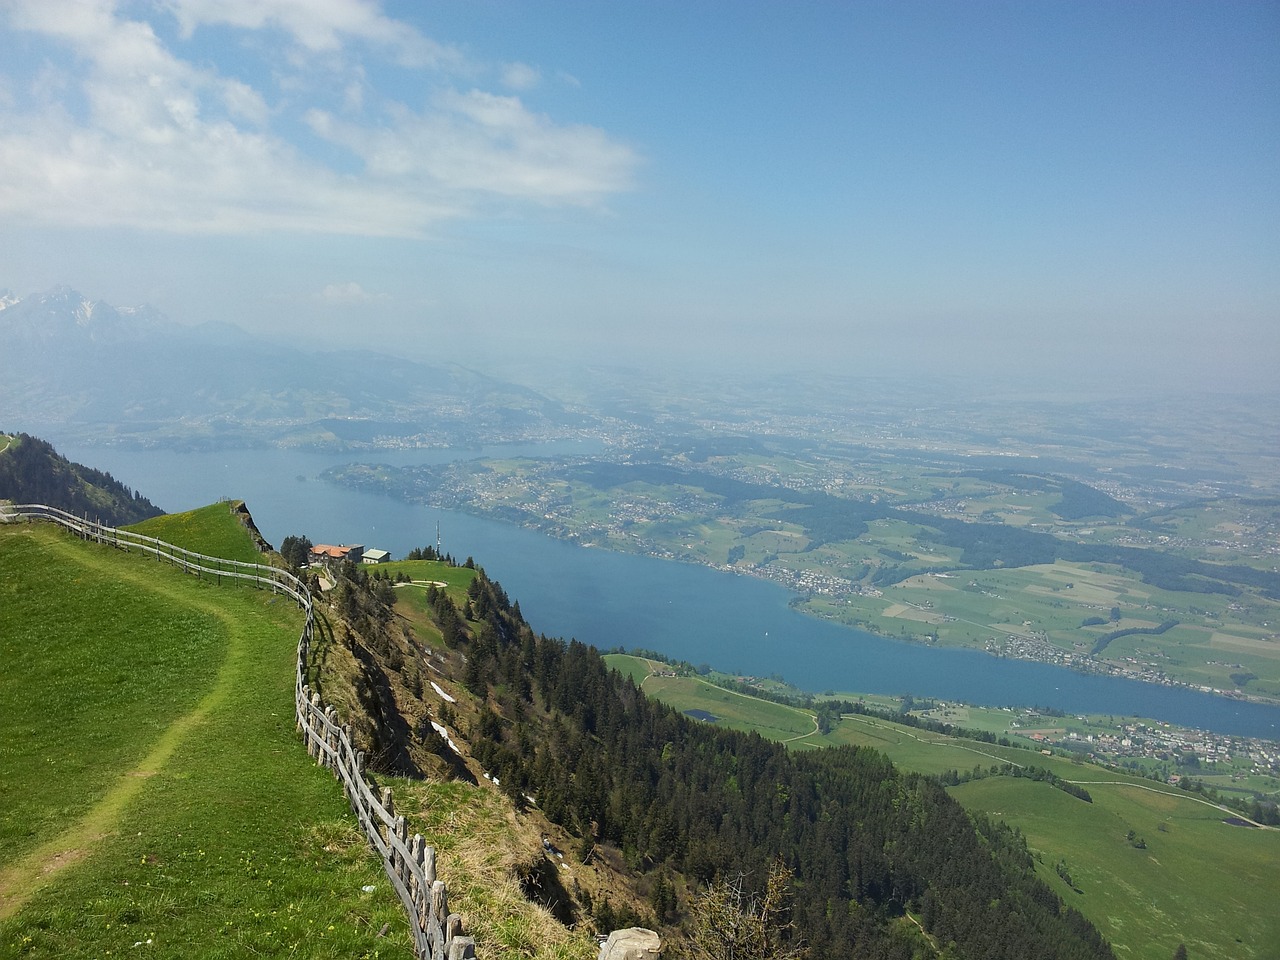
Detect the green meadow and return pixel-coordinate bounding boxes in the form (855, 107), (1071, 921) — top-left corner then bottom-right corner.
(607, 654), (1280, 960)
(0, 519), (410, 959)
(375, 558), (477, 594)
(129, 502), (271, 565)
(630, 665), (820, 743)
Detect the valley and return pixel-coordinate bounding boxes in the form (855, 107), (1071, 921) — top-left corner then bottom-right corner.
(322, 419), (1280, 707)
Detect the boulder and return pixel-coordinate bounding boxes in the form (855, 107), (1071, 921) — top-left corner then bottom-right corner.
(598, 927), (661, 960)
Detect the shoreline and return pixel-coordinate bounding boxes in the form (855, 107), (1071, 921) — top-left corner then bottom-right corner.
(399, 491), (1280, 712)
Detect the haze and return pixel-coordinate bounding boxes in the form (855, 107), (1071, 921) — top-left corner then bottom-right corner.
(1, 0), (1277, 393)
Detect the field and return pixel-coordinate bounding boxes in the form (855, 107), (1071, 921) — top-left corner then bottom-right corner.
(810, 557), (1280, 699)
(605, 655), (1280, 960)
(375, 558), (478, 595)
(129, 502), (271, 565)
(0, 520), (410, 959)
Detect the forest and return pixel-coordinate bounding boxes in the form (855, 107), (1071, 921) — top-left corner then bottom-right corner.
(0, 432), (163, 525)
(399, 564), (1116, 960)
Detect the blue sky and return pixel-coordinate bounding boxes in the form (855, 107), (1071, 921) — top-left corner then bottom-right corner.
(1, 1), (1276, 390)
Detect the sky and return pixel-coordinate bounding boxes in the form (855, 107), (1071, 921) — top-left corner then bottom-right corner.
(1, 0), (1277, 392)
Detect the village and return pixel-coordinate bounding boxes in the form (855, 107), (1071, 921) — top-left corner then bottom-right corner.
(1006, 709), (1280, 786)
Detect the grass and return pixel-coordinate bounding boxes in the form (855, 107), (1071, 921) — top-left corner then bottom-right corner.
(375, 559), (476, 593)
(605, 656), (819, 743)
(0, 527), (227, 868)
(0, 522), (411, 958)
(392, 780), (597, 960)
(376, 560), (478, 616)
(127, 502), (267, 565)
(953, 776), (1279, 960)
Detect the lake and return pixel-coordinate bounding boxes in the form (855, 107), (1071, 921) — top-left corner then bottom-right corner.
(51, 440), (1280, 740)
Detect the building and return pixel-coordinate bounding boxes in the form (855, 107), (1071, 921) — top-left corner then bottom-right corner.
(309, 543), (364, 564)
(362, 548), (391, 564)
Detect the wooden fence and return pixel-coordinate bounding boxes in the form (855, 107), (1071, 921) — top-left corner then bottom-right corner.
(3, 503), (475, 960)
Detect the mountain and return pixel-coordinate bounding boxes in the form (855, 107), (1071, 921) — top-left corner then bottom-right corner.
(0, 287), (586, 450)
(0, 432), (164, 524)
(307, 554), (1116, 960)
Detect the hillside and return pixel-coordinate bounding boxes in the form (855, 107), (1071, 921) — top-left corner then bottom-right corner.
(0, 432), (163, 524)
(128, 500), (275, 562)
(604, 655), (1280, 960)
(304, 553), (1116, 959)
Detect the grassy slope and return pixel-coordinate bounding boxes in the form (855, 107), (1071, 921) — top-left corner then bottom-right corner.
(953, 777), (1277, 960)
(605, 655), (1280, 960)
(0, 521), (411, 959)
(127, 502), (266, 565)
(315, 559), (604, 959)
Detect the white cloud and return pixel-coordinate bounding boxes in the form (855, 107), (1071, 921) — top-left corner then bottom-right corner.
(501, 61), (541, 91)
(161, 0), (463, 68)
(317, 281), (383, 304)
(0, 0), (636, 236)
(342, 78), (365, 113)
(308, 89), (637, 204)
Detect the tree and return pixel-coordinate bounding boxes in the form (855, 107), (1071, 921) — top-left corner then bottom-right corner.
(279, 534), (313, 570)
(1173, 945), (1187, 960)
(678, 859), (806, 960)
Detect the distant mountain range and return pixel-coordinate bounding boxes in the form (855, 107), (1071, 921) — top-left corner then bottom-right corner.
(0, 286), (586, 450)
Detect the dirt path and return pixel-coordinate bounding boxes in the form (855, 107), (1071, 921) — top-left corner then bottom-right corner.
(843, 714), (1027, 769)
(635, 659), (822, 741)
(844, 710), (1272, 828)
(1063, 779), (1273, 828)
(782, 715), (821, 743)
(0, 536), (246, 920)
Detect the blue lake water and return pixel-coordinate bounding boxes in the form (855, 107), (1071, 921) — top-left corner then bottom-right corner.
(53, 440), (1280, 740)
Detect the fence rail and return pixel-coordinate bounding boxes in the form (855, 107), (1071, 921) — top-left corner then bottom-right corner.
(3, 503), (474, 960)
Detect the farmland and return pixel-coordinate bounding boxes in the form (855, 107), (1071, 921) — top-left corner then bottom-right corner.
(330, 444), (1280, 705)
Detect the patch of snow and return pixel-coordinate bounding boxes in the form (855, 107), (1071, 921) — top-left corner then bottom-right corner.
(430, 721), (461, 755)
(430, 681), (456, 703)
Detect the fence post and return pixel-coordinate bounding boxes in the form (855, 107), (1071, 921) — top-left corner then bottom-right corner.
(416, 849), (430, 935)
(430, 881), (448, 929)
(310, 694), (323, 761)
(381, 786), (394, 819)
(409, 835), (426, 933)
(341, 723), (353, 781)
(380, 788), (395, 861)
(323, 706), (338, 769)
(446, 913), (464, 946)
(393, 816), (407, 876)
